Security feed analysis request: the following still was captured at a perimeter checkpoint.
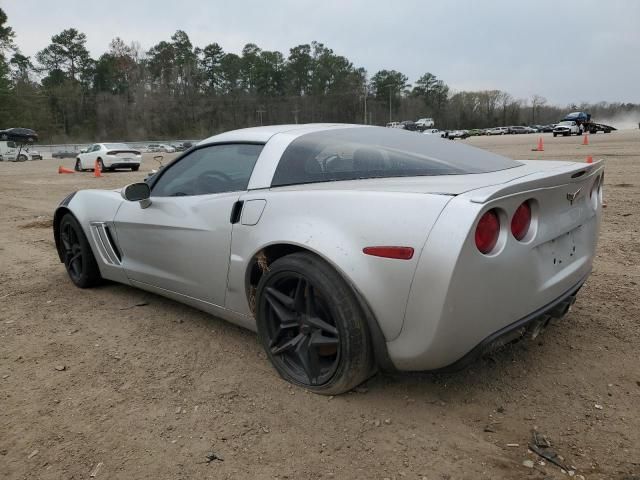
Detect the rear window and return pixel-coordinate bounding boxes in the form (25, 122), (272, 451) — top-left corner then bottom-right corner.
(105, 143), (131, 150)
(271, 127), (518, 187)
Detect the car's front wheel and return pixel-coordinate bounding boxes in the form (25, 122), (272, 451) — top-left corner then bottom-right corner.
(256, 252), (373, 395)
(131, 165), (139, 171)
(74, 159), (82, 171)
(58, 214), (102, 288)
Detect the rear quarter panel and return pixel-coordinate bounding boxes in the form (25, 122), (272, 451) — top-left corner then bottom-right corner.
(225, 189), (452, 339)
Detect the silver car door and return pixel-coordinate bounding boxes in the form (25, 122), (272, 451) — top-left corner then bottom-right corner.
(113, 143), (264, 306)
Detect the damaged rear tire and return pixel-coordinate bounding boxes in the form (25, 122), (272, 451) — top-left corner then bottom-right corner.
(256, 252), (373, 395)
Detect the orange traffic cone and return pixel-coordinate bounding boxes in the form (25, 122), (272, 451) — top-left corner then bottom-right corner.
(586, 155), (593, 164)
(94, 159), (102, 177)
(536, 136), (544, 151)
(58, 165), (75, 174)
(582, 133), (589, 145)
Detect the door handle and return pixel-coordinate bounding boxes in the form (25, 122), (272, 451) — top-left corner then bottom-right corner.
(230, 201), (244, 224)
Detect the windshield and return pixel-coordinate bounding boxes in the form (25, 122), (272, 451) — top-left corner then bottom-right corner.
(271, 127), (519, 187)
(104, 143), (132, 150)
(558, 121), (573, 126)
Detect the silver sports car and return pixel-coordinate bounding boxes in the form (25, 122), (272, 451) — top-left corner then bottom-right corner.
(53, 124), (604, 394)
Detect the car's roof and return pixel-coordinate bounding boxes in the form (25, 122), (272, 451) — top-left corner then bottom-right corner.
(198, 123), (365, 145)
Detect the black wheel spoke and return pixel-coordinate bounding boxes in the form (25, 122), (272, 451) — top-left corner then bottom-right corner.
(264, 286), (295, 310)
(264, 288), (296, 322)
(271, 332), (304, 355)
(294, 335), (320, 384)
(305, 284), (316, 316)
(306, 316), (338, 336)
(309, 330), (339, 348)
(293, 278), (306, 312)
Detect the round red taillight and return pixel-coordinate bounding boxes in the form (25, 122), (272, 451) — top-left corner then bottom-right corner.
(511, 201), (532, 241)
(475, 210), (500, 254)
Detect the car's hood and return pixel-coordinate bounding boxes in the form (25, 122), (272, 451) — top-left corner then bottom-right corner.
(272, 160), (577, 196)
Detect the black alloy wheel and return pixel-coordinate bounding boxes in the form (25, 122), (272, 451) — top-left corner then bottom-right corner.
(262, 274), (341, 386)
(58, 214), (102, 288)
(256, 252), (373, 395)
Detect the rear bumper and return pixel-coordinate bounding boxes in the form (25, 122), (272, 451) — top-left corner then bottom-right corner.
(104, 161), (140, 168)
(429, 273), (586, 373)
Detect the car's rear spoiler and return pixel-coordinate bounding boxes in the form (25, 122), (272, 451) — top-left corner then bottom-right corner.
(469, 159), (604, 204)
(106, 149), (141, 155)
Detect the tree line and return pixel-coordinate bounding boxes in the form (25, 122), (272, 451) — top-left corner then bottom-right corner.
(0, 8), (637, 143)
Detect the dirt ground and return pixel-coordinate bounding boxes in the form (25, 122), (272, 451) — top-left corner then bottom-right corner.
(1, 130), (639, 480)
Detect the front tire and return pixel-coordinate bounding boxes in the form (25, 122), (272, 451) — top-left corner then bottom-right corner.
(58, 214), (102, 288)
(131, 165), (139, 171)
(256, 252), (373, 395)
(74, 159), (82, 172)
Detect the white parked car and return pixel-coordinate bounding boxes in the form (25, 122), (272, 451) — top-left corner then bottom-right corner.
(422, 129), (444, 137)
(553, 121), (580, 137)
(0, 141), (43, 161)
(487, 127), (510, 136)
(415, 118), (435, 129)
(147, 143), (176, 153)
(75, 143), (142, 172)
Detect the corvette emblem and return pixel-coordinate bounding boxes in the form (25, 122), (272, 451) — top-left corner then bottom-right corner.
(566, 188), (582, 205)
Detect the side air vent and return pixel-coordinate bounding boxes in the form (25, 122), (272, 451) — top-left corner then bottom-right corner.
(90, 222), (122, 266)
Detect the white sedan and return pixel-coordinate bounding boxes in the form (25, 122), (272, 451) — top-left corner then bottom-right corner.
(75, 143), (142, 172)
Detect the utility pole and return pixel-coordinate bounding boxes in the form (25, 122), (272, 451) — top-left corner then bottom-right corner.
(363, 86), (367, 125)
(291, 107), (300, 124)
(256, 108), (266, 126)
(388, 85), (393, 123)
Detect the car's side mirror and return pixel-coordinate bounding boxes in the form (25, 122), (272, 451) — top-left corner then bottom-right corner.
(122, 182), (152, 208)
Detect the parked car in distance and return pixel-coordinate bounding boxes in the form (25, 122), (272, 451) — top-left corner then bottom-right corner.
(0, 127), (38, 143)
(508, 126), (528, 135)
(400, 121), (418, 131)
(75, 143), (142, 172)
(53, 123), (604, 394)
(467, 129), (486, 136)
(422, 128), (444, 137)
(0, 141), (42, 161)
(487, 127), (509, 135)
(53, 150), (79, 159)
(553, 121), (580, 137)
(524, 126), (538, 133)
(447, 130), (469, 140)
(415, 118), (435, 130)
(385, 122), (403, 129)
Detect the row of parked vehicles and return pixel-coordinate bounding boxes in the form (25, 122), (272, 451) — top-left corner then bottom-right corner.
(386, 112), (616, 141)
(51, 141), (194, 159)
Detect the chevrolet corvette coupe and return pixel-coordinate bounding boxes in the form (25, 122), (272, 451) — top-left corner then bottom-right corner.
(53, 124), (604, 394)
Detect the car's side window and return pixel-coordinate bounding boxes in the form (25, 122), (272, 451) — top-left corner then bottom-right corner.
(152, 143), (264, 197)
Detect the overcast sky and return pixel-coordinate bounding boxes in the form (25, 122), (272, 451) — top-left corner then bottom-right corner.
(3, 0), (639, 104)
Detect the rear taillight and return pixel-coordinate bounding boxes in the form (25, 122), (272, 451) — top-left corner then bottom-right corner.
(511, 201), (532, 241)
(363, 246), (414, 260)
(475, 210), (500, 254)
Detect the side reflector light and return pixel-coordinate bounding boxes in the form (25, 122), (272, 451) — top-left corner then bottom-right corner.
(363, 246), (414, 260)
